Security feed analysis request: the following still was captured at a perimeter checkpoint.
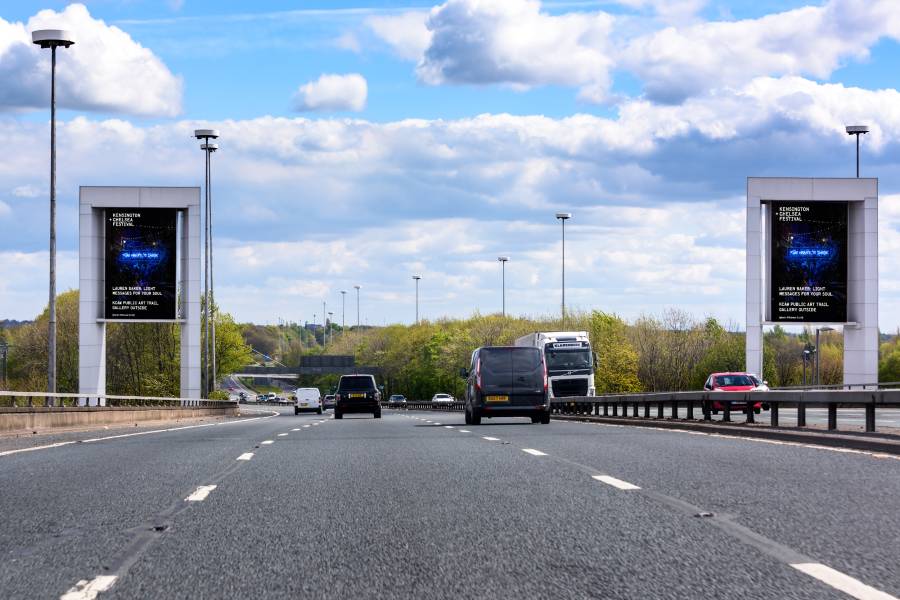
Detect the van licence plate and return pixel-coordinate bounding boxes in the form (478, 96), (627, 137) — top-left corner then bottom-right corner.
(349, 393), (366, 398)
(485, 395), (508, 403)
(301, 403), (308, 407)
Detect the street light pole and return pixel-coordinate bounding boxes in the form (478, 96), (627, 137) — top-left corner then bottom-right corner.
(354, 285), (361, 328)
(195, 129), (219, 396)
(33, 30), (74, 400)
(328, 311), (334, 346)
(815, 326), (835, 386)
(412, 275), (421, 324)
(341, 290), (347, 332)
(0, 341), (8, 390)
(323, 301), (327, 347)
(846, 125), (869, 178)
(498, 257), (509, 317)
(555, 213), (571, 325)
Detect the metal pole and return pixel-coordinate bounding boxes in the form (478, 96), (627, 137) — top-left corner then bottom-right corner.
(341, 291), (346, 332)
(561, 218), (566, 324)
(856, 134), (860, 178)
(356, 287), (360, 328)
(203, 147), (210, 397)
(802, 355), (807, 387)
(415, 279), (419, 324)
(0, 341), (8, 390)
(48, 45), (57, 400)
(209, 147), (216, 392)
(502, 260), (506, 317)
(815, 329), (821, 387)
(323, 301), (327, 347)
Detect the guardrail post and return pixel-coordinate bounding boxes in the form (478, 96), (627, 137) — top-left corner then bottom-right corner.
(797, 404), (806, 427)
(745, 400), (755, 424)
(827, 404), (837, 431)
(594, 402), (599, 416)
(865, 404), (875, 432)
(722, 401), (731, 422)
(611, 403), (618, 417)
(770, 402), (779, 427)
(686, 400), (694, 420)
(643, 402), (650, 418)
(702, 400), (711, 421)
(602, 402), (608, 416)
(657, 401), (663, 419)
(671, 400), (677, 420)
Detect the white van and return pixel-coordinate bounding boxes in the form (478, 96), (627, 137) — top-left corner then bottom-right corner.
(294, 388), (322, 415)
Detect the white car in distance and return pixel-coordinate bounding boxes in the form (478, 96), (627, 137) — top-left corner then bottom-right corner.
(431, 393), (456, 409)
(294, 387), (323, 415)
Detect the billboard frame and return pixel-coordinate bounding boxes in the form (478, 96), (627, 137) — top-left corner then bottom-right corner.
(79, 187), (201, 402)
(746, 178), (878, 386)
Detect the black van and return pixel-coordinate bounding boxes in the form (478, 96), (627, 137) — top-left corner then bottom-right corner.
(460, 346), (549, 425)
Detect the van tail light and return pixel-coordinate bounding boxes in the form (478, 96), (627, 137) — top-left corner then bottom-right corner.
(335, 394), (341, 402)
(475, 358), (482, 391)
(543, 361), (549, 392)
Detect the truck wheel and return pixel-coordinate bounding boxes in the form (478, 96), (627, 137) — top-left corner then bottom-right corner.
(374, 410), (381, 419)
(471, 408), (481, 426)
(317, 407), (323, 415)
(540, 411), (551, 425)
(294, 408), (299, 416)
(335, 410), (343, 420)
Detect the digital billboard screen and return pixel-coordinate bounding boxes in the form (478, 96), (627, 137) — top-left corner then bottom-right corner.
(105, 208), (178, 320)
(770, 201), (847, 323)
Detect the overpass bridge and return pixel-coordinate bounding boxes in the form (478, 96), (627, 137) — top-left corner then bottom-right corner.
(233, 355), (380, 379)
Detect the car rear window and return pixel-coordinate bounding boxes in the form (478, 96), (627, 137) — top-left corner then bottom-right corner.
(481, 347), (541, 374)
(339, 376), (376, 391)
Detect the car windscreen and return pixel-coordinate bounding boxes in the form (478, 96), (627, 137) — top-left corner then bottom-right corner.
(339, 376), (376, 391)
(545, 348), (592, 370)
(715, 375), (754, 387)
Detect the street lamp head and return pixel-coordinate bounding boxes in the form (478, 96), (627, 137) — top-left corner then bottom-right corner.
(32, 30), (74, 48)
(341, 290), (347, 295)
(354, 285), (361, 290)
(412, 275), (421, 281)
(194, 129), (219, 140)
(200, 143), (218, 152)
(555, 212), (572, 220)
(846, 125), (869, 135)
(498, 256), (510, 262)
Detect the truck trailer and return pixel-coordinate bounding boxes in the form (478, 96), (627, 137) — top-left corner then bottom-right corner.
(514, 331), (595, 398)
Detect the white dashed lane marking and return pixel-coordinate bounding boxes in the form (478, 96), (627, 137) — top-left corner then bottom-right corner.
(459, 429), (471, 433)
(444, 425), (454, 429)
(60, 575), (117, 600)
(260, 440), (274, 445)
(277, 433), (288, 437)
(791, 563), (899, 600)
(522, 448), (547, 456)
(185, 485), (217, 502)
(592, 475), (641, 490)
(483, 437), (499, 441)
(236, 453), (254, 461)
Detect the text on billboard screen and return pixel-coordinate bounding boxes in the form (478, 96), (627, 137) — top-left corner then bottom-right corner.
(105, 208), (178, 320)
(770, 201), (847, 323)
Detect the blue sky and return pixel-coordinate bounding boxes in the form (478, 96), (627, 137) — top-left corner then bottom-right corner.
(3, 0), (900, 330)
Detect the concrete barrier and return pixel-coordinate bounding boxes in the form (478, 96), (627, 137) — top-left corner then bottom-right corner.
(0, 405), (238, 434)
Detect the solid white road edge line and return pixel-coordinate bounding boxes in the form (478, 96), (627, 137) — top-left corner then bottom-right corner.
(522, 448), (547, 456)
(237, 453), (254, 461)
(0, 413), (279, 458)
(185, 485), (217, 502)
(60, 575), (118, 600)
(592, 475), (641, 490)
(791, 563), (899, 600)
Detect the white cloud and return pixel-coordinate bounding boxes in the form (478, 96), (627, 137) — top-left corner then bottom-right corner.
(0, 200), (10, 217)
(12, 185), (41, 198)
(366, 11), (432, 60)
(292, 73), (368, 112)
(622, 0), (900, 103)
(0, 4), (182, 117)
(333, 31), (361, 53)
(417, 0), (615, 103)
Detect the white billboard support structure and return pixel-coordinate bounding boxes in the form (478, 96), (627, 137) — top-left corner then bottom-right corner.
(746, 178), (878, 386)
(79, 187), (202, 403)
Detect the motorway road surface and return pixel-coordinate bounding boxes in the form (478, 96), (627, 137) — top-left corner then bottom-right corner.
(2, 407), (899, 599)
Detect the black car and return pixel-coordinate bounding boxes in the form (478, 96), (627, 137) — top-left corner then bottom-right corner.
(460, 346), (549, 425)
(335, 374), (381, 419)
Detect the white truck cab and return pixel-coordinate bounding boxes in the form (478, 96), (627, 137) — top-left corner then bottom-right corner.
(514, 331), (595, 398)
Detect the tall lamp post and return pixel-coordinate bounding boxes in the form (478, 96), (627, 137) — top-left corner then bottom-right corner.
(498, 257), (509, 317)
(815, 326), (834, 386)
(555, 213), (572, 325)
(195, 129), (219, 397)
(846, 125), (869, 178)
(412, 275), (421, 324)
(328, 311), (334, 346)
(341, 290), (347, 332)
(322, 301), (327, 347)
(354, 285), (361, 328)
(32, 29), (74, 399)
(0, 341), (9, 391)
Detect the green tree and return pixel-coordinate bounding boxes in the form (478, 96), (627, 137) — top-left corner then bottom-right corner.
(590, 311), (641, 393)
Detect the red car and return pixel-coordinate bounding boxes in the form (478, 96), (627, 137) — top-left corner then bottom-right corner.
(703, 372), (765, 413)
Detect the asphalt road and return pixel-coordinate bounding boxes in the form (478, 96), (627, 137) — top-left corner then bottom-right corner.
(1, 407), (899, 600)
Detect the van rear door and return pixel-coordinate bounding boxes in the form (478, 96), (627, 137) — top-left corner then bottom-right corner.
(479, 349), (513, 402)
(511, 347), (544, 405)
